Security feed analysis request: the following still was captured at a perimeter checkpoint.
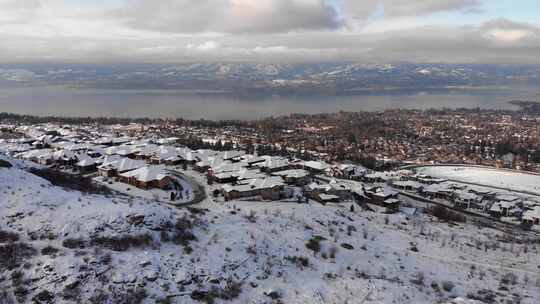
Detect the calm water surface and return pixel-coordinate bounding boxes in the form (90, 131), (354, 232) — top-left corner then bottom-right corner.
(0, 85), (538, 120)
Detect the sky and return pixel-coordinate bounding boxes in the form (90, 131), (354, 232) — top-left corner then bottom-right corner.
(0, 0), (539, 64)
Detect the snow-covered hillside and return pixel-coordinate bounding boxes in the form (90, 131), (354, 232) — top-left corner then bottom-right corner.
(1, 159), (540, 303)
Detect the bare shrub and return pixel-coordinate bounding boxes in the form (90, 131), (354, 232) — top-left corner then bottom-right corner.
(285, 256), (310, 268)
(501, 272), (518, 285)
(13, 286), (29, 303)
(411, 272), (425, 285)
(244, 210), (257, 223)
(10, 270), (25, 286)
(0, 159), (13, 168)
(0, 230), (19, 243)
(191, 279), (242, 304)
(306, 236), (325, 255)
(329, 246), (338, 259)
(442, 280), (455, 292)
(0, 242), (36, 270)
(32, 290), (54, 303)
(110, 288), (147, 304)
(347, 225), (356, 236)
(171, 228), (197, 247)
(62, 238), (86, 249)
(0, 291), (15, 304)
(62, 283), (82, 302)
(41, 246), (60, 256)
(92, 234), (154, 251)
(88, 289), (109, 304)
(428, 205), (466, 223)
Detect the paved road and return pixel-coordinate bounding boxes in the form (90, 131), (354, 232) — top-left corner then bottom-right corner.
(167, 170), (207, 207)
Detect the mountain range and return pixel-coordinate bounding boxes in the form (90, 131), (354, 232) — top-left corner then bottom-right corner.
(1, 63), (539, 93)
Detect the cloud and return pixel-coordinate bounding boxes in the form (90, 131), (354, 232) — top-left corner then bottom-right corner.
(186, 41), (221, 51)
(480, 18), (539, 43)
(0, 1), (539, 64)
(0, 18), (539, 64)
(114, 0), (342, 34)
(343, 0), (481, 19)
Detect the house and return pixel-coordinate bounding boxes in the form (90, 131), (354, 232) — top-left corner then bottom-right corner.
(305, 182), (331, 198)
(363, 171), (392, 183)
(17, 149), (54, 165)
(221, 150), (245, 162)
(383, 198), (401, 213)
(134, 144), (159, 160)
(195, 155), (226, 172)
(313, 193), (340, 205)
(304, 180), (353, 203)
(52, 149), (78, 166)
(242, 155), (267, 167)
(150, 146), (181, 165)
(522, 206), (540, 225)
(490, 201), (521, 218)
(303, 160), (331, 175)
(271, 169), (310, 186)
(421, 183), (454, 200)
(326, 179), (353, 200)
(104, 145), (137, 158)
(177, 147), (197, 164)
(392, 180), (423, 193)
(502, 153), (516, 168)
(119, 166), (172, 190)
(338, 164), (367, 180)
(98, 157), (146, 178)
(234, 169), (266, 182)
(76, 157), (98, 173)
(254, 157), (290, 173)
(452, 190), (482, 209)
(221, 176), (285, 201)
(351, 187), (372, 205)
(369, 189), (398, 204)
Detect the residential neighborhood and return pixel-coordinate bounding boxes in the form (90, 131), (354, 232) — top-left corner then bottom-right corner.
(2, 119), (540, 230)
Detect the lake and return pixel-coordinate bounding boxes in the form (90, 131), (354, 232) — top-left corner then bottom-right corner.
(0, 85), (538, 120)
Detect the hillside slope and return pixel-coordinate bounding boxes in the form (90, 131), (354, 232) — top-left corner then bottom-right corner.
(1, 159), (539, 303)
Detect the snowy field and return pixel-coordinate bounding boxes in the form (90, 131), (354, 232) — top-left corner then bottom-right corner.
(2, 158), (540, 303)
(417, 166), (540, 195)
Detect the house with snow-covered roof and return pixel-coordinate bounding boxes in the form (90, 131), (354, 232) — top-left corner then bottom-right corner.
(271, 169), (310, 186)
(392, 180), (423, 192)
(17, 148), (54, 165)
(119, 165), (172, 190)
(75, 155), (98, 173)
(253, 156), (290, 173)
(221, 176), (285, 201)
(98, 157), (146, 177)
(149, 146), (182, 165)
(522, 206), (540, 226)
(489, 200), (521, 218)
(302, 160), (331, 175)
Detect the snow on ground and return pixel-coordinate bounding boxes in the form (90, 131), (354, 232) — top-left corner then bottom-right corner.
(93, 174), (194, 205)
(1, 161), (540, 303)
(417, 166), (540, 195)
